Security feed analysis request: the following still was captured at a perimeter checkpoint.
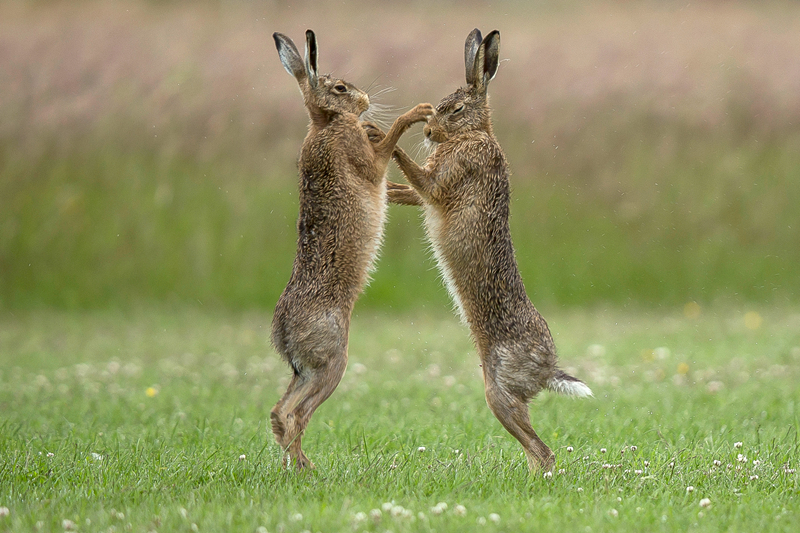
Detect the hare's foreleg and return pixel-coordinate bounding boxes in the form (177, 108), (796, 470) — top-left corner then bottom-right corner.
(271, 352), (348, 469)
(387, 182), (423, 206)
(371, 104), (434, 162)
(392, 146), (435, 200)
(484, 381), (555, 472)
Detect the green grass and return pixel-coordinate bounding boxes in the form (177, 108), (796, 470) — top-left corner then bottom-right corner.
(1, 306), (799, 532)
(3, 118), (800, 310)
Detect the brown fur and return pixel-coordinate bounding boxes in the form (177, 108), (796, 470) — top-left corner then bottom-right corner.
(389, 29), (592, 472)
(270, 30), (432, 469)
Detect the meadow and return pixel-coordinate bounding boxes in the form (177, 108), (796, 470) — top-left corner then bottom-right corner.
(1, 306), (799, 532)
(2, 1), (800, 531)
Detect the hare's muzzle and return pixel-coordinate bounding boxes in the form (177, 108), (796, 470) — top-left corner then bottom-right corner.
(423, 124), (432, 139)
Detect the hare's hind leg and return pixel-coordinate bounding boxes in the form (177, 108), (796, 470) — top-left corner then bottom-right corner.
(484, 381), (555, 472)
(270, 351), (348, 470)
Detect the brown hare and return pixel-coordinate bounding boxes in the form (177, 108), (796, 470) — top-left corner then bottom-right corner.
(388, 29), (592, 471)
(270, 30), (433, 469)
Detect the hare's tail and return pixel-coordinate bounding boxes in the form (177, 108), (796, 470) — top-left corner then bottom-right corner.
(547, 370), (593, 398)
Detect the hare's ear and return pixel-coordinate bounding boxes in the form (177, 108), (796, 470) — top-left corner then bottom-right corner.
(273, 32), (306, 82)
(473, 30), (500, 93)
(304, 29), (319, 88)
(464, 28), (482, 86)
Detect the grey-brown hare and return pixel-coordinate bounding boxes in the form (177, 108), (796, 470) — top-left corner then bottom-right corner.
(270, 30), (433, 469)
(388, 29), (592, 471)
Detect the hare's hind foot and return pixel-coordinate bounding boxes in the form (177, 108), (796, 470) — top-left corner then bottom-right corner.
(523, 446), (555, 473)
(270, 410), (286, 444)
(484, 382), (555, 472)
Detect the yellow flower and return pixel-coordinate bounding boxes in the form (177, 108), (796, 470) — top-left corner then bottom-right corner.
(744, 311), (762, 331)
(677, 363), (689, 375)
(145, 387), (159, 398)
(684, 301), (701, 319)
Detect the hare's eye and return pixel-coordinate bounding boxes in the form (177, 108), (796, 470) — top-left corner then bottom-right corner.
(333, 84), (347, 93)
(452, 104), (465, 115)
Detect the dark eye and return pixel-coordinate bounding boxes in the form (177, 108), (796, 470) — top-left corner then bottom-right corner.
(452, 104), (465, 115)
(333, 84), (347, 93)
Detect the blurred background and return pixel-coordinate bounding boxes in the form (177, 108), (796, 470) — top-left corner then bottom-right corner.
(1, 0), (798, 311)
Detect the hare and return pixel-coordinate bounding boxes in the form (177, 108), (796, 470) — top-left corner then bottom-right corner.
(270, 30), (433, 469)
(388, 29), (592, 471)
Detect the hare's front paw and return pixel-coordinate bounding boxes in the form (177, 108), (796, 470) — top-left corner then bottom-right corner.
(362, 121), (386, 143)
(403, 103), (434, 124)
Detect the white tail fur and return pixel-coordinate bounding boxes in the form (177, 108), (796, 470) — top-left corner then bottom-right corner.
(547, 370), (594, 398)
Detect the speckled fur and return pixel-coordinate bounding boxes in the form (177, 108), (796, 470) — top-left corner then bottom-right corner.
(389, 29), (591, 472)
(270, 30), (433, 469)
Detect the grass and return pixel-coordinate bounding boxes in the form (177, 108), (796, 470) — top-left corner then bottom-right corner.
(1, 306), (799, 532)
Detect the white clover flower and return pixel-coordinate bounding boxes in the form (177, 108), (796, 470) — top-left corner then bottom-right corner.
(630, 445), (638, 452)
(600, 448), (607, 454)
(749, 475), (759, 481)
(62, 519), (77, 530)
(488, 513), (500, 524)
(734, 442), (743, 449)
(430, 505), (444, 516)
(0, 507), (9, 517)
(635, 469), (643, 475)
(609, 509), (619, 517)
(686, 486), (694, 493)
(699, 498), (712, 508)
(291, 513), (303, 522)
(644, 460), (650, 467)
(47, 452), (55, 457)
(369, 509), (382, 522)
(566, 446), (574, 453)
(713, 460), (721, 467)
(477, 516), (487, 525)
(256, 527), (268, 533)
(390, 505), (404, 517)
(543, 471), (553, 479)
(454, 505), (467, 516)
(577, 487), (584, 492)
(737, 454), (747, 463)
(353, 512), (367, 523)
(381, 503), (393, 512)
(417, 446), (426, 452)
(753, 460), (761, 467)
(239, 454), (246, 461)
(558, 469), (566, 475)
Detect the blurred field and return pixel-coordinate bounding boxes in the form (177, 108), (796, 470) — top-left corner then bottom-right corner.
(1, 0), (799, 309)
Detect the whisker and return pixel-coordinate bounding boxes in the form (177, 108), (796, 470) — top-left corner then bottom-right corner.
(370, 86), (398, 100)
(365, 74), (385, 94)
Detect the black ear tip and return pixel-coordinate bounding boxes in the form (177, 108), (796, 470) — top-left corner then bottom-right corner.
(305, 29), (315, 39)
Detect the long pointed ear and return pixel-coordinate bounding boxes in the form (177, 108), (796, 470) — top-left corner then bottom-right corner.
(273, 32), (306, 82)
(464, 28), (482, 86)
(304, 29), (319, 88)
(474, 30), (500, 93)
